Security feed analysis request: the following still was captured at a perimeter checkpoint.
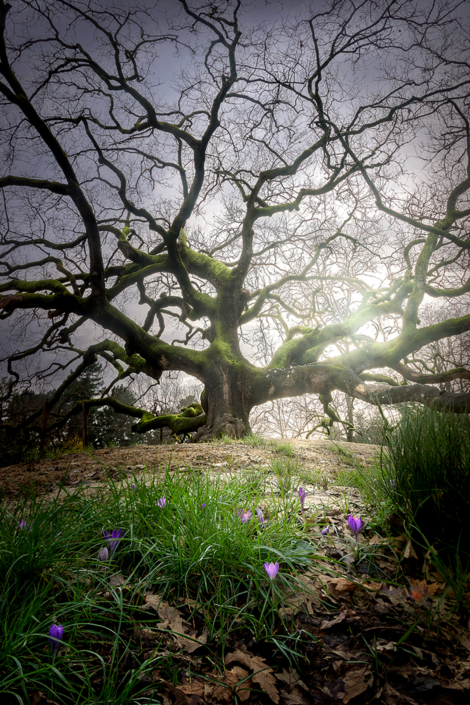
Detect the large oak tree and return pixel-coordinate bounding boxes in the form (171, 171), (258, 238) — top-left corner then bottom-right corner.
(1, 0), (470, 442)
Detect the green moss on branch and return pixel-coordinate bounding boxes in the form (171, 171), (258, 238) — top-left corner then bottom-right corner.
(132, 403), (206, 435)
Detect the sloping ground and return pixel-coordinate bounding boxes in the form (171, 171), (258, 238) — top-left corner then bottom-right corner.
(0, 438), (379, 497)
(3, 438), (470, 703)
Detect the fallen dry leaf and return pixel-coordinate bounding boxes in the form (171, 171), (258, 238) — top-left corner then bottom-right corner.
(282, 575), (319, 616)
(109, 573), (126, 587)
(403, 538), (418, 560)
(157, 604), (181, 622)
(320, 608), (355, 630)
(179, 677), (205, 698)
(342, 667), (373, 704)
(225, 650), (279, 703)
(208, 683), (231, 703)
(457, 631), (470, 651)
(326, 577), (360, 599)
(409, 579), (439, 602)
(132, 627), (160, 644)
(278, 687), (310, 704)
(375, 641), (396, 653)
(275, 668), (308, 692)
(441, 677), (470, 690)
(363, 580), (383, 592)
(228, 667), (252, 702)
(144, 592), (164, 611)
(369, 535), (386, 545)
(205, 667), (252, 703)
(382, 682), (419, 704)
(380, 584), (407, 605)
(174, 628), (208, 654)
(153, 603), (207, 653)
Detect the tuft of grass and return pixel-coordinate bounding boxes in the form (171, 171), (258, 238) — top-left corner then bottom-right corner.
(242, 432), (268, 448)
(335, 456), (395, 533)
(297, 466), (331, 491)
(215, 433), (236, 445)
(274, 440), (296, 457)
(380, 405), (470, 550)
(330, 441), (357, 465)
(270, 456), (300, 496)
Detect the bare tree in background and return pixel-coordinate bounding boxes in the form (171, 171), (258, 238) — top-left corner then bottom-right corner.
(1, 0), (470, 444)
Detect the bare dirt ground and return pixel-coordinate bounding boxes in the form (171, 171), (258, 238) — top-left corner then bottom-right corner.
(0, 438), (380, 497)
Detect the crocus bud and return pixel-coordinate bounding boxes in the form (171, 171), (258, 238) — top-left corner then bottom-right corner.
(103, 529), (124, 555)
(321, 525), (329, 535)
(157, 497), (166, 508)
(99, 547), (109, 562)
(48, 624), (63, 652)
(298, 487), (306, 507)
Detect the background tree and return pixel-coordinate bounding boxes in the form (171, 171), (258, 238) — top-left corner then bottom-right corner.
(1, 0), (470, 445)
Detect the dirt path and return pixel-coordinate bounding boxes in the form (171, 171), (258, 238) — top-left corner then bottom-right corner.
(0, 438), (380, 497)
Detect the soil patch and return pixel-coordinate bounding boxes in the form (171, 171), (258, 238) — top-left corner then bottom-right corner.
(0, 439), (380, 497)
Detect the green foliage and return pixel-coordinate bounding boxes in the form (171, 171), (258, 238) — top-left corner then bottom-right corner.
(91, 384), (144, 449)
(274, 441), (296, 457)
(413, 527), (470, 619)
(0, 378), (46, 466)
(214, 432), (236, 445)
(380, 405), (470, 550)
(113, 469), (316, 641)
(270, 456), (300, 496)
(0, 426), (40, 468)
(0, 469), (318, 702)
(241, 432), (268, 448)
(0, 368), (149, 467)
(335, 454), (396, 533)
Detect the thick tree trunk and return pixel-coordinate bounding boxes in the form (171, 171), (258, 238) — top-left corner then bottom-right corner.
(192, 363), (254, 441)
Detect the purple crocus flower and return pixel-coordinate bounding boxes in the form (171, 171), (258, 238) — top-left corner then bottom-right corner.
(103, 529), (124, 555)
(157, 497), (166, 508)
(255, 508), (265, 524)
(298, 487), (306, 508)
(48, 624), (63, 652)
(99, 547), (109, 562)
(131, 484), (136, 490)
(348, 514), (363, 538)
(202, 503), (206, 510)
(321, 525), (329, 535)
(239, 509), (253, 524)
(264, 562), (279, 580)
(19, 519), (32, 530)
